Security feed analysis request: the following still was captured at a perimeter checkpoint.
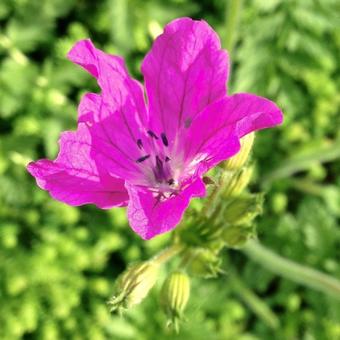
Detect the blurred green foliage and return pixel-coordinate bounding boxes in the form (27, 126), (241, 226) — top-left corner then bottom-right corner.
(0, 0), (340, 339)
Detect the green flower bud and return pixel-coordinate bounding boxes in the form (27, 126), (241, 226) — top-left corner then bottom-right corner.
(222, 225), (255, 248)
(224, 133), (255, 170)
(187, 248), (223, 278)
(160, 271), (191, 333)
(224, 194), (263, 226)
(223, 166), (253, 197)
(108, 261), (159, 313)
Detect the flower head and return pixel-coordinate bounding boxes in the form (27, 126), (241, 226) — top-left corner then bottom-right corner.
(27, 17), (283, 239)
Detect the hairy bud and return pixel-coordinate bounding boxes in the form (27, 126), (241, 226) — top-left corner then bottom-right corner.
(225, 133), (255, 170)
(160, 271), (191, 333)
(222, 225), (255, 248)
(224, 194), (263, 226)
(108, 261), (159, 313)
(187, 248), (223, 278)
(223, 166), (253, 197)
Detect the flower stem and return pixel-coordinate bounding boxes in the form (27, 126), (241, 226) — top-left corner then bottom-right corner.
(152, 244), (184, 265)
(224, 0), (243, 54)
(262, 139), (340, 186)
(243, 239), (340, 300)
(229, 273), (280, 329)
(202, 171), (231, 218)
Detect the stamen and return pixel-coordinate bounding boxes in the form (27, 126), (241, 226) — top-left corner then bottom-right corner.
(156, 155), (163, 170)
(136, 155), (150, 163)
(136, 139), (143, 149)
(168, 178), (175, 186)
(147, 130), (159, 139)
(153, 156), (165, 183)
(161, 133), (168, 147)
(165, 156), (170, 162)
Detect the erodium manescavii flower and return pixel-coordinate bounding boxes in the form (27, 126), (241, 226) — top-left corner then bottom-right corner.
(27, 18), (283, 240)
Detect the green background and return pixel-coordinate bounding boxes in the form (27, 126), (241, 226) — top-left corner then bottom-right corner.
(0, 0), (340, 339)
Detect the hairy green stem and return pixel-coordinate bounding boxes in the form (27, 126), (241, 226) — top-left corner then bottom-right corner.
(153, 244), (184, 265)
(224, 0), (243, 54)
(229, 273), (280, 329)
(243, 239), (340, 300)
(262, 139), (340, 185)
(202, 171), (230, 218)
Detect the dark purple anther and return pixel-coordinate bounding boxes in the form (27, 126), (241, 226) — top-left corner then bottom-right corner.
(137, 139), (143, 149)
(147, 130), (159, 139)
(154, 156), (166, 183)
(136, 155), (150, 163)
(161, 133), (168, 147)
(156, 155), (163, 171)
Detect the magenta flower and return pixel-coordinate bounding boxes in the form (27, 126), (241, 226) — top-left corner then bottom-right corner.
(27, 18), (283, 239)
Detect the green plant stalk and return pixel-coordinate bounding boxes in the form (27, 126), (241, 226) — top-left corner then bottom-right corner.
(202, 171), (230, 218)
(229, 273), (280, 329)
(224, 0), (243, 54)
(289, 178), (325, 196)
(152, 244), (184, 265)
(263, 139), (340, 185)
(243, 239), (340, 300)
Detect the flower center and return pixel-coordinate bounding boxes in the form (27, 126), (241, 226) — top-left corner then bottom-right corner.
(134, 130), (179, 193)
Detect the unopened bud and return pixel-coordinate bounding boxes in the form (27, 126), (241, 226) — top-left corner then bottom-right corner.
(160, 271), (191, 333)
(188, 248), (223, 278)
(225, 133), (255, 170)
(223, 166), (253, 197)
(222, 225), (254, 248)
(224, 194), (263, 226)
(108, 261), (159, 313)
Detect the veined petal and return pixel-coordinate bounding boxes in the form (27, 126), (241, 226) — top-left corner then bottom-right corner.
(77, 92), (149, 182)
(142, 17), (229, 146)
(68, 40), (154, 183)
(27, 124), (128, 208)
(223, 93), (283, 138)
(184, 93), (283, 171)
(68, 39), (147, 126)
(126, 177), (206, 240)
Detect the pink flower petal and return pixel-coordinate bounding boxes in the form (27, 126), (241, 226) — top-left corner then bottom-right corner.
(68, 41), (152, 183)
(27, 124), (128, 208)
(68, 39), (147, 126)
(77, 92), (148, 182)
(141, 17), (229, 146)
(184, 93), (283, 171)
(126, 177), (206, 239)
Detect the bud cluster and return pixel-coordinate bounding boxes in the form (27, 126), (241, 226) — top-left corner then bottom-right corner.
(176, 132), (263, 276)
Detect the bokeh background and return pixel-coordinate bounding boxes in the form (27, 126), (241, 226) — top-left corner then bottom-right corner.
(1, 0), (340, 339)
